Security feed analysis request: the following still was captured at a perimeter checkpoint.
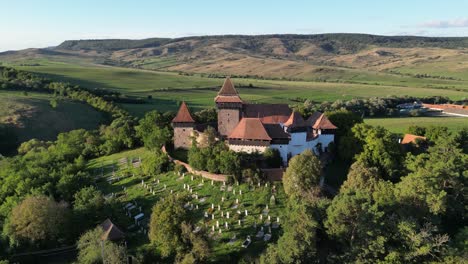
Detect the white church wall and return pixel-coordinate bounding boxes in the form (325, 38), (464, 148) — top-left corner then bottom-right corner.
(228, 144), (268, 154)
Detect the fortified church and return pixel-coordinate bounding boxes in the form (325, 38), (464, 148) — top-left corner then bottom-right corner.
(172, 77), (337, 164)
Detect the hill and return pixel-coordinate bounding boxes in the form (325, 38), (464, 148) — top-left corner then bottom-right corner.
(1, 33), (467, 116)
(0, 91), (106, 154)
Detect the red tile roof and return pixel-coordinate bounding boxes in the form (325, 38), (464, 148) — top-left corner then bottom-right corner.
(100, 219), (125, 241)
(312, 114), (337, 130)
(243, 104), (291, 124)
(228, 118), (272, 141)
(215, 77), (243, 103)
(284, 111), (306, 128)
(218, 77), (239, 96)
(214, 95), (243, 103)
(305, 112), (322, 126)
(172, 101), (195, 123)
(401, 134), (426, 144)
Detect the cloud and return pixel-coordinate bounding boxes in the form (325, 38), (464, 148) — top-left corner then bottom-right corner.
(420, 18), (468, 28)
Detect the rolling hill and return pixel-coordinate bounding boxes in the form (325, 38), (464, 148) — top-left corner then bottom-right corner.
(0, 34), (467, 116)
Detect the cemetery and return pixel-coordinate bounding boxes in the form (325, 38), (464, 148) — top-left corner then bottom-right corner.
(89, 148), (287, 261)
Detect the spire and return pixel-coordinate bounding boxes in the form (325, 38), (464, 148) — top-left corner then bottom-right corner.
(312, 113), (337, 130)
(172, 101), (195, 123)
(218, 77), (239, 96)
(215, 77), (243, 104)
(283, 111), (305, 128)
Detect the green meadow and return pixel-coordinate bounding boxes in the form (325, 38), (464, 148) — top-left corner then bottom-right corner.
(0, 90), (106, 143)
(364, 116), (467, 134)
(9, 59), (468, 117)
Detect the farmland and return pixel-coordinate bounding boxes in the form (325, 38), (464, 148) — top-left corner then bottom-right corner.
(6, 59), (468, 117)
(364, 116), (467, 134)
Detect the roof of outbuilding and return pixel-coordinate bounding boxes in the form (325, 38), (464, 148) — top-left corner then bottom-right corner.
(100, 219), (125, 241)
(228, 118), (272, 141)
(172, 101), (195, 123)
(401, 134), (426, 144)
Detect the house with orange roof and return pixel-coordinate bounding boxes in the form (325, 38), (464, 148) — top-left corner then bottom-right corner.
(172, 77), (337, 164)
(400, 134), (426, 145)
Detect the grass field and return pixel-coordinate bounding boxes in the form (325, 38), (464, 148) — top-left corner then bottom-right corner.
(87, 147), (286, 262)
(364, 116), (467, 134)
(0, 90), (106, 143)
(6, 59), (467, 117)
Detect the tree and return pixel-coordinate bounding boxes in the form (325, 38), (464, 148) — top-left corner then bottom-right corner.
(326, 109), (363, 137)
(353, 124), (404, 180)
(396, 137), (466, 224)
(4, 195), (69, 246)
(73, 186), (105, 229)
(136, 110), (172, 151)
(425, 126), (449, 143)
(406, 125), (426, 136)
(282, 149), (321, 200)
(57, 171), (93, 202)
(263, 148), (282, 168)
(149, 194), (189, 257)
(77, 227), (126, 264)
(260, 200), (318, 263)
(141, 150), (171, 175)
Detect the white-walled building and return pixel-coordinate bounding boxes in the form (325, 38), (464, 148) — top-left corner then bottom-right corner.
(172, 77), (337, 164)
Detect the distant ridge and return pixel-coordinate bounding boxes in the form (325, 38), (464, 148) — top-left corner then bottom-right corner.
(2, 33), (468, 82)
(55, 34), (468, 52)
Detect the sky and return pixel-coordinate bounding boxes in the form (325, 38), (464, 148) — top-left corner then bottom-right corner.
(1, 0), (467, 51)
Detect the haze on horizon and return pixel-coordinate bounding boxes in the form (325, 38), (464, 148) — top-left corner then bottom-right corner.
(1, 0), (468, 52)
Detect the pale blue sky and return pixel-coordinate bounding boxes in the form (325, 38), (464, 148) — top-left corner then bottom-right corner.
(1, 0), (467, 51)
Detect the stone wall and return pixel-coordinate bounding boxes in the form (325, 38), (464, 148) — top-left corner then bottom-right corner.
(218, 108), (241, 137)
(162, 146), (228, 182)
(173, 126), (194, 149)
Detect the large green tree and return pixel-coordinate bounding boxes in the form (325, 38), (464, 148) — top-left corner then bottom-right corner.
(135, 110), (172, 151)
(353, 123), (404, 180)
(148, 194), (189, 257)
(4, 195), (69, 246)
(283, 149), (322, 199)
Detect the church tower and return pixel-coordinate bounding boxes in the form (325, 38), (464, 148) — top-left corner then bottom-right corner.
(215, 77), (243, 137)
(172, 101), (196, 149)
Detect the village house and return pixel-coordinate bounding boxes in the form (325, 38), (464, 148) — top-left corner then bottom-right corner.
(172, 77), (337, 164)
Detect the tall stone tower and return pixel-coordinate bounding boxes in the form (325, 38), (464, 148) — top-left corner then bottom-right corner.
(172, 101), (196, 149)
(215, 77), (243, 137)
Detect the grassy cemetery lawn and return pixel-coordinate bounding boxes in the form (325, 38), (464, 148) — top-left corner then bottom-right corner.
(87, 148), (287, 262)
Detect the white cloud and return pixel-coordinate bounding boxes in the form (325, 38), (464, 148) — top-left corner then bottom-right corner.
(420, 18), (468, 28)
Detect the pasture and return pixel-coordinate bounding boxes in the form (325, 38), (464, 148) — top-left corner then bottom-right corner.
(0, 90), (106, 143)
(364, 116), (467, 134)
(10, 60), (468, 117)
